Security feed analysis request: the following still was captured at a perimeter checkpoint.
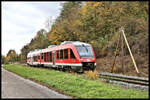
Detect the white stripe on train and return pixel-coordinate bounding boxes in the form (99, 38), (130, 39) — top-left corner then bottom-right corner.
(27, 62), (96, 67)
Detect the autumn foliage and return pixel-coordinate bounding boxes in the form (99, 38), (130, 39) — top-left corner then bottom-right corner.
(47, 1), (148, 58)
(19, 1), (148, 62)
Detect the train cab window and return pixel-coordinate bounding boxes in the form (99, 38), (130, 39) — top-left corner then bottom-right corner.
(70, 49), (75, 59)
(60, 50), (63, 59)
(44, 53), (47, 62)
(64, 49), (68, 59)
(57, 50), (59, 59)
(50, 52), (52, 62)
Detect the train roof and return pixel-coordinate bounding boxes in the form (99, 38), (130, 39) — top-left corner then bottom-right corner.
(61, 41), (91, 46)
(27, 49), (41, 57)
(27, 41), (92, 56)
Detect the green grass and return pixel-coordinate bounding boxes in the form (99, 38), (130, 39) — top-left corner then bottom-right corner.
(3, 64), (149, 99)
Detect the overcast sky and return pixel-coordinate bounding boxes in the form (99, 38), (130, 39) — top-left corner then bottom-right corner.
(2, 1), (63, 56)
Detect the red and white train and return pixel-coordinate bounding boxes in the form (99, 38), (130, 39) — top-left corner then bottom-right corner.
(27, 41), (96, 72)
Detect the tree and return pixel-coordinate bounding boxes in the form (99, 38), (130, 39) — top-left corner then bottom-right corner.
(1, 55), (6, 64)
(48, 1), (82, 44)
(20, 1), (148, 59)
(19, 28), (51, 63)
(5, 49), (17, 63)
(45, 17), (54, 32)
(20, 44), (30, 62)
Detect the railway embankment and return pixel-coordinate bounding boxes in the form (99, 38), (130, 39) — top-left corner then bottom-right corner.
(3, 64), (148, 99)
(96, 54), (149, 78)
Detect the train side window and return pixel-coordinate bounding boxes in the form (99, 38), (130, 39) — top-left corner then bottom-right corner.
(60, 50), (63, 59)
(35, 56), (37, 61)
(48, 52), (50, 62)
(47, 52), (49, 62)
(46, 52), (49, 62)
(34, 56), (36, 61)
(41, 53), (43, 59)
(35, 56), (36, 61)
(70, 49), (75, 59)
(44, 53), (47, 62)
(64, 49), (68, 59)
(36, 56), (38, 61)
(33, 56), (34, 61)
(57, 50), (59, 59)
(50, 52), (52, 62)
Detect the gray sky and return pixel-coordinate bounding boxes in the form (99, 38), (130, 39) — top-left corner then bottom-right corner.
(2, 1), (63, 56)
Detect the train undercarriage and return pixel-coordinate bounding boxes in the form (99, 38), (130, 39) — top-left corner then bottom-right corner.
(27, 62), (96, 73)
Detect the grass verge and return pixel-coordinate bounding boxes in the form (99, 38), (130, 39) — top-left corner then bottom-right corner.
(3, 64), (149, 99)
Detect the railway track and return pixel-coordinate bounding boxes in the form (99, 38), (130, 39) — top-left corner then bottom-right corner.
(99, 72), (149, 90)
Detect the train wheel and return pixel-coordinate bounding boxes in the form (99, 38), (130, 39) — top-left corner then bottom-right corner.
(67, 66), (71, 73)
(62, 68), (66, 72)
(77, 67), (84, 74)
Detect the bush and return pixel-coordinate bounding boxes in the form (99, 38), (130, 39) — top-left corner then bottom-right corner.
(84, 70), (99, 80)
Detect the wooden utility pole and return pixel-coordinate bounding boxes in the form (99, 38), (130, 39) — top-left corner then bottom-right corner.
(121, 30), (124, 74)
(111, 27), (139, 75)
(120, 27), (139, 74)
(111, 33), (121, 73)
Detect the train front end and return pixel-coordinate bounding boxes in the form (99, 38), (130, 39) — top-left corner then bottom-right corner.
(73, 42), (96, 71)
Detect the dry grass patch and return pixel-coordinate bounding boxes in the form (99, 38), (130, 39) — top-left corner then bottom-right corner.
(84, 70), (99, 80)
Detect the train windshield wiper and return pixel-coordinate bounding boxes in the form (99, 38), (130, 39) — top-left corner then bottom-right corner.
(82, 44), (88, 52)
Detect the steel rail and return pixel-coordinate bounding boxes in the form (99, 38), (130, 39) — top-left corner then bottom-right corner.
(99, 72), (149, 90)
(99, 72), (148, 82)
(100, 76), (149, 86)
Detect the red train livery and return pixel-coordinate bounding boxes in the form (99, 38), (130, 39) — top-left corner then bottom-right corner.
(27, 41), (96, 72)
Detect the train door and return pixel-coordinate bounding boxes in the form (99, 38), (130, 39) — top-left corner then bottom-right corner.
(53, 51), (55, 65)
